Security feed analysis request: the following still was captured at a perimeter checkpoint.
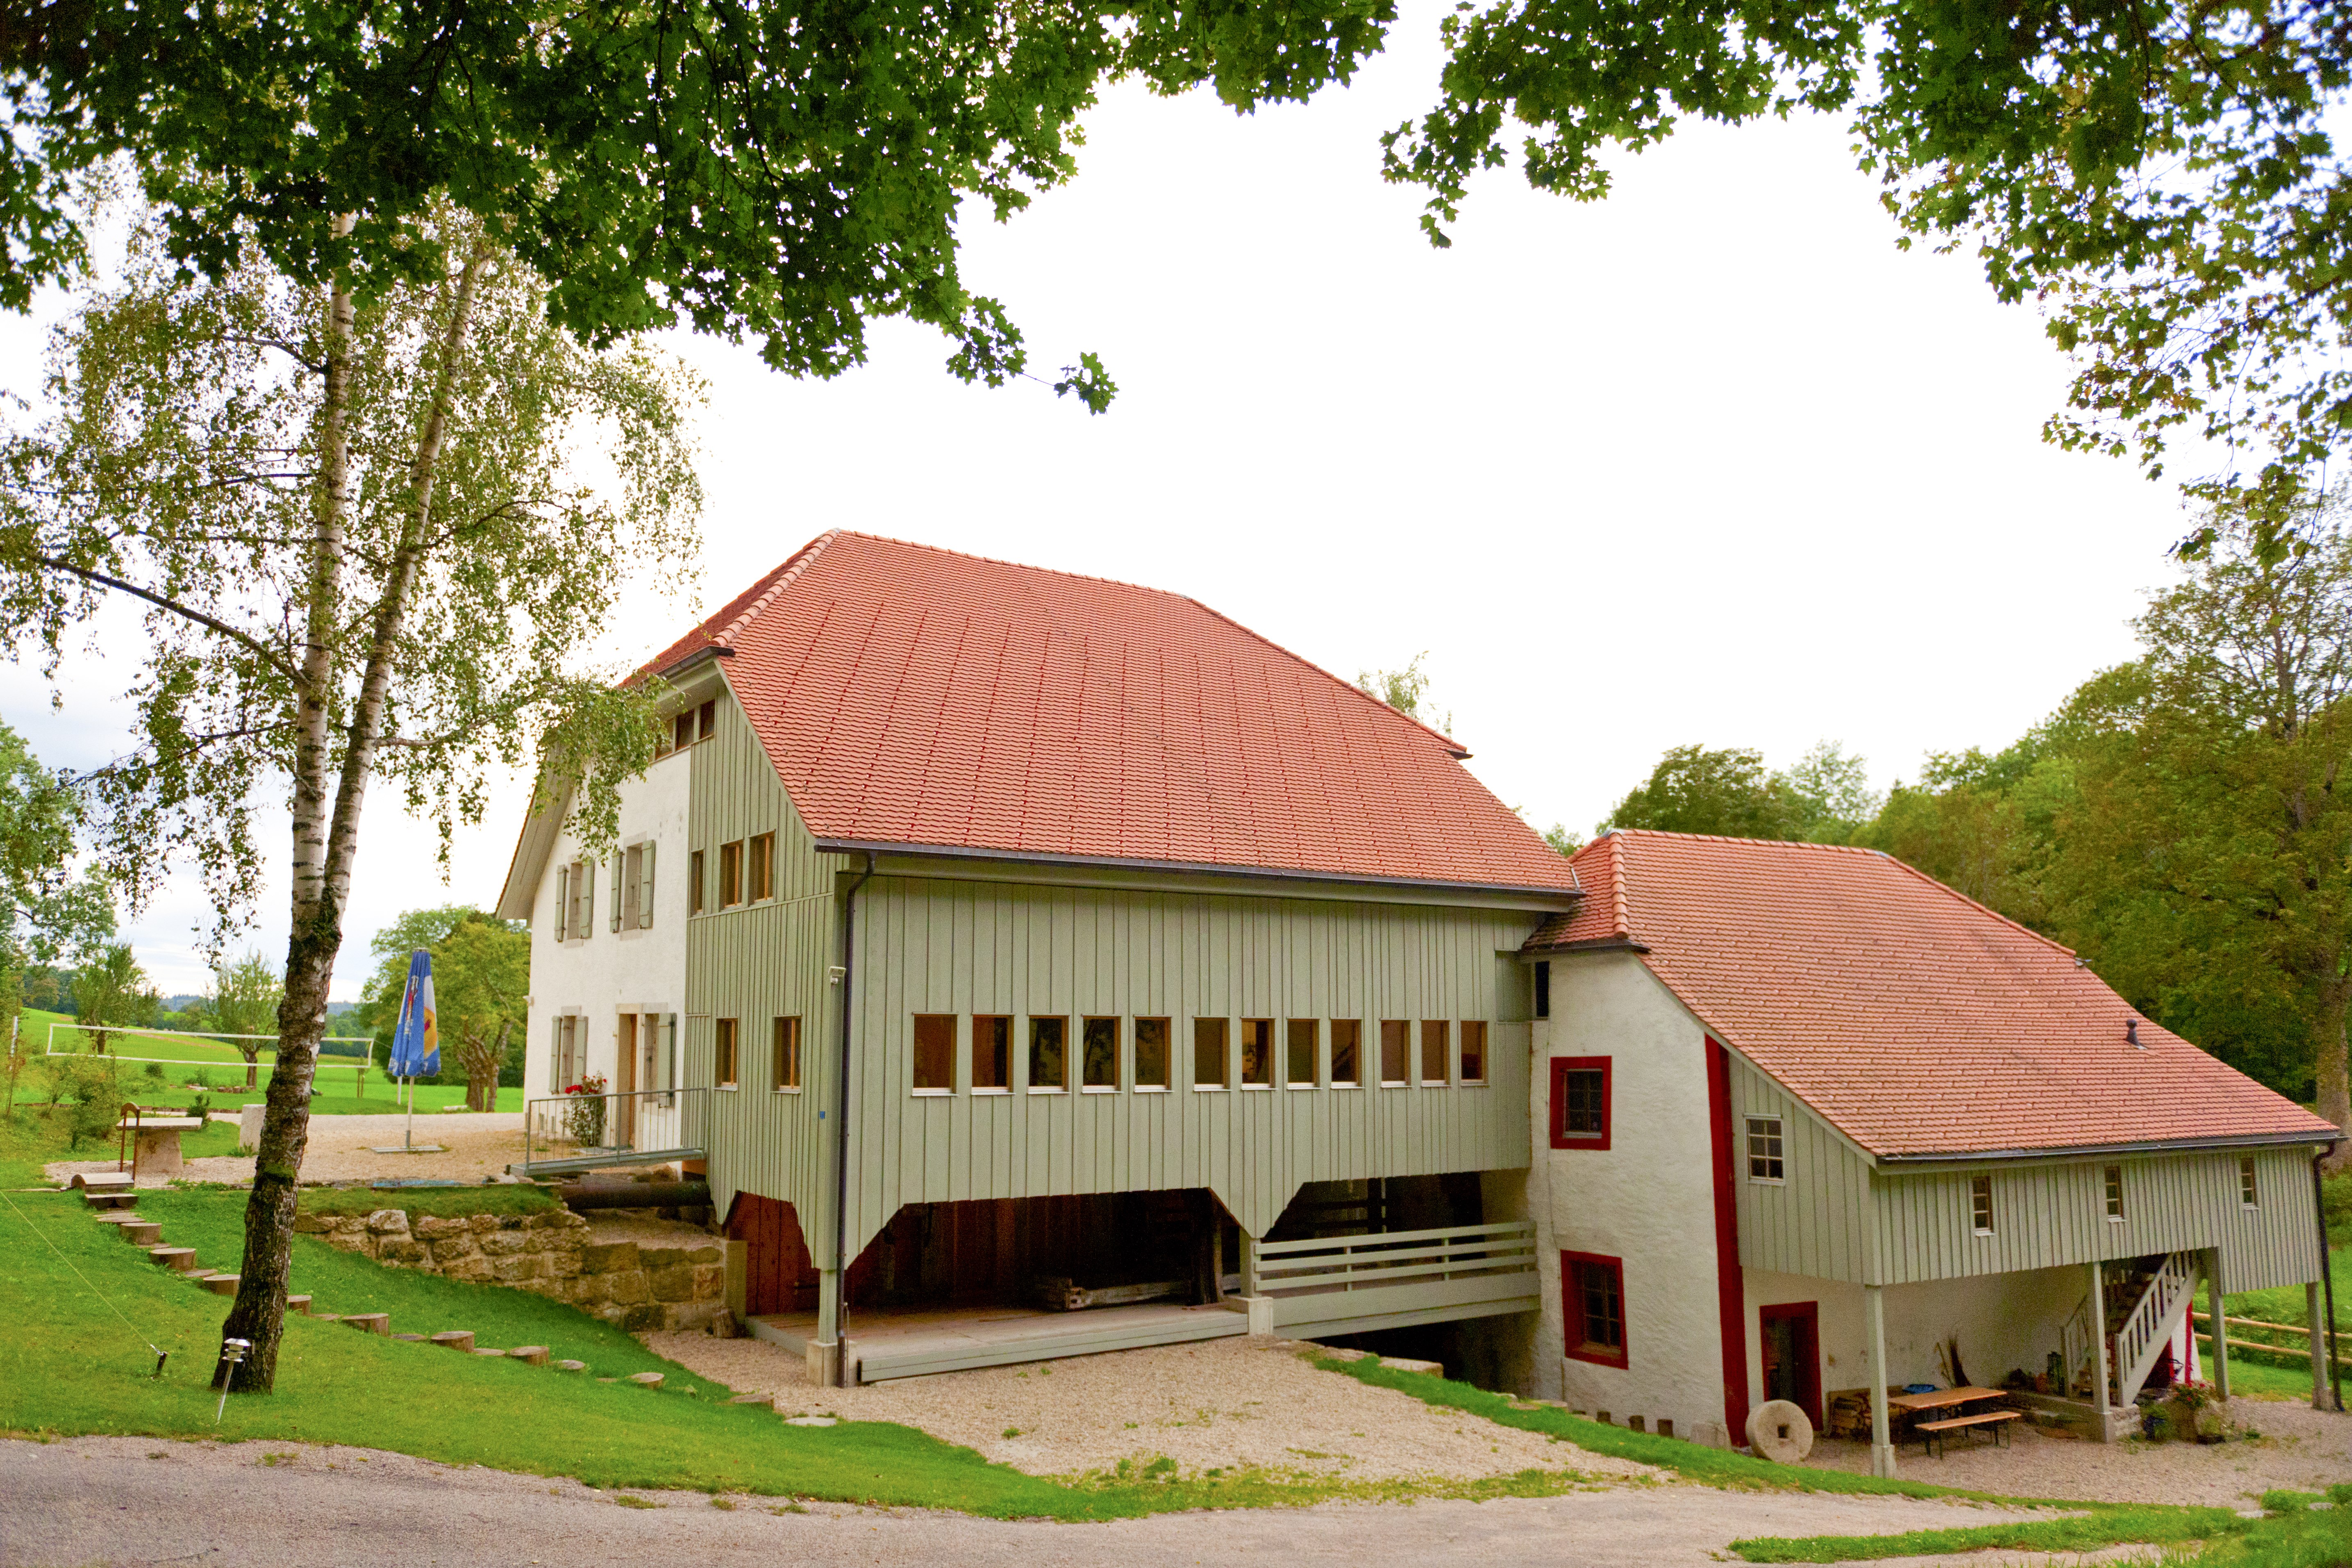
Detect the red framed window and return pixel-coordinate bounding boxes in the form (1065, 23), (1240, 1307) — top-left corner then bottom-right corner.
(1550, 1056), (1611, 1150)
(1562, 1251), (1628, 1368)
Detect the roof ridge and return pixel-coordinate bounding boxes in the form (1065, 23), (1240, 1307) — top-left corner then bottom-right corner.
(636, 529), (843, 680)
(1605, 827), (1888, 855)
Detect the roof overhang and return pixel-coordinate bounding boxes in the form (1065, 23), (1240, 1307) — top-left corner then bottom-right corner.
(809, 837), (1583, 911)
(1870, 1128), (2341, 1171)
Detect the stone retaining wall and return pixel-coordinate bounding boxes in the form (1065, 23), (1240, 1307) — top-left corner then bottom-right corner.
(295, 1208), (734, 1332)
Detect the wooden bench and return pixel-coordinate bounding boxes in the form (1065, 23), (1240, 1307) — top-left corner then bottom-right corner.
(1914, 1409), (2021, 1458)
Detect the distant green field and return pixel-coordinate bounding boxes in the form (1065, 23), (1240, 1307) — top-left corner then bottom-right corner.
(27, 1008), (372, 1067)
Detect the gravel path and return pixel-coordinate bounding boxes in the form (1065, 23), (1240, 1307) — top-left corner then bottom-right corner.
(0, 1434), (2159, 1568)
(46, 1111), (529, 1186)
(1796, 1397), (2352, 1507)
(643, 1332), (1661, 1484)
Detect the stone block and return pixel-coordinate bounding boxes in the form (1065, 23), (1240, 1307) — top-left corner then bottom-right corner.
(365, 1209), (411, 1235)
(378, 1240), (429, 1265)
(439, 1256), (494, 1284)
(1378, 1356), (1443, 1375)
(618, 1302), (665, 1332)
(604, 1270), (650, 1305)
(564, 1275), (608, 1306)
(689, 1264), (725, 1301)
(491, 1254), (543, 1284)
(543, 1252), (584, 1280)
(429, 1330), (476, 1352)
(647, 1265), (696, 1304)
(682, 1245), (723, 1267)
(321, 1233), (370, 1256)
(554, 1210), (588, 1229)
(426, 1237), (478, 1266)
(413, 1215), (470, 1238)
(294, 1213), (336, 1234)
(581, 1241), (641, 1273)
(469, 1214), (501, 1233)
(479, 1231), (534, 1258)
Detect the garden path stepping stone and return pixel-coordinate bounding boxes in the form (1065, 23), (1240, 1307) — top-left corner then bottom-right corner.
(508, 1347), (550, 1365)
(729, 1393), (775, 1409)
(556, 1361), (586, 1373)
(784, 1416), (836, 1427)
(148, 1247), (200, 1272)
(471, 1348), (507, 1357)
(627, 1372), (664, 1388)
(341, 1313), (391, 1335)
(429, 1331), (475, 1352)
(201, 1274), (239, 1295)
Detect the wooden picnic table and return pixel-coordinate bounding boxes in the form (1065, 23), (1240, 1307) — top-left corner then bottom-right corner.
(1886, 1386), (2021, 1458)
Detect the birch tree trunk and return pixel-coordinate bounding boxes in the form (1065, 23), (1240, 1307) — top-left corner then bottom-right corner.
(218, 240), (489, 1393)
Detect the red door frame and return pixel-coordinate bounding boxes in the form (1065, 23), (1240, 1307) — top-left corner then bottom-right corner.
(1758, 1300), (1823, 1429)
(1705, 1039), (1750, 1445)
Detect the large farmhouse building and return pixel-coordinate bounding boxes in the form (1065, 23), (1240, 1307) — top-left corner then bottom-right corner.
(498, 530), (2339, 1469)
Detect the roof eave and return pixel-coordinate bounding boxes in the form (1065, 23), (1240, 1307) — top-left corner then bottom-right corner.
(1870, 1127), (2343, 1168)
(1520, 935), (1650, 956)
(809, 836), (1585, 903)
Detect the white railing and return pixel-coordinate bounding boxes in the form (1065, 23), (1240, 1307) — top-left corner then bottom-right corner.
(2114, 1251), (2199, 1406)
(1248, 1219), (1538, 1298)
(2060, 1292), (2097, 1400)
(520, 1086), (707, 1174)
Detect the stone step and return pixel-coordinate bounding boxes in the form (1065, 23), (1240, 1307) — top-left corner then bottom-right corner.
(429, 1330), (475, 1352)
(339, 1312), (391, 1336)
(147, 1247), (200, 1272)
(117, 1222), (163, 1247)
(201, 1274), (239, 1296)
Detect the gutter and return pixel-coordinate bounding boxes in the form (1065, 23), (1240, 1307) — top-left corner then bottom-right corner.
(828, 851), (877, 1390)
(1872, 1129), (2340, 1167)
(809, 837), (1582, 902)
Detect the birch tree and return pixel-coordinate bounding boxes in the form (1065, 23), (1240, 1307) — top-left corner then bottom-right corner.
(0, 209), (702, 1389)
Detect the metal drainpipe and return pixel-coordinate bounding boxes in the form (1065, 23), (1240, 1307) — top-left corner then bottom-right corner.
(2314, 1147), (2344, 1412)
(830, 851), (877, 1390)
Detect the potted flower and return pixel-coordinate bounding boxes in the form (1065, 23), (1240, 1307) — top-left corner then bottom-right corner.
(564, 1074), (608, 1147)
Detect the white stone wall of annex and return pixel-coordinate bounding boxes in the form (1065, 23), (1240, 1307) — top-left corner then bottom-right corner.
(1739, 1265), (2083, 1413)
(1527, 949), (1728, 1437)
(524, 747), (692, 1113)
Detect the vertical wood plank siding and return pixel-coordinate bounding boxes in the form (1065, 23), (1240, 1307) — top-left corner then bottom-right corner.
(684, 680), (1544, 1266)
(1731, 1057), (1875, 1283)
(1868, 1145), (2320, 1290)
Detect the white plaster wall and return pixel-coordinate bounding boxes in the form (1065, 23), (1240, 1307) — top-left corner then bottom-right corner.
(524, 750), (692, 1106)
(1743, 1264), (2088, 1406)
(1526, 951), (1726, 1434)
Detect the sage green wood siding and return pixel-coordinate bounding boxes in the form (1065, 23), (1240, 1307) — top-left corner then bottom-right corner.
(845, 874), (1538, 1248)
(683, 679), (852, 1254)
(1730, 1056), (1875, 1284)
(1869, 1145), (2321, 1290)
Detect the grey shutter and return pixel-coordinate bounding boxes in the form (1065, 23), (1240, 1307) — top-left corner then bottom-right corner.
(582, 861), (596, 941)
(639, 844), (656, 928)
(663, 1013), (677, 1100)
(610, 856), (623, 932)
(554, 866), (569, 943)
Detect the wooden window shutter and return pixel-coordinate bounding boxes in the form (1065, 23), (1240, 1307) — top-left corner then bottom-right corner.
(554, 866), (569, 942)
(639, 844), (656, 927)
(610, 857), (622, 932)
(582, 861), (596, 940)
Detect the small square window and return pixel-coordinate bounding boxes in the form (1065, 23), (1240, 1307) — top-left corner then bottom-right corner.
(1970, 1174), (1995, 1234)
(1550, 1057), (1610, 1149)
(673, 710), (695, 752)
(1082, 1017), (1119, 1089)
(1420, 1020), (1449, 1084)
(718, 840), (743, 907)
(1134, 1018), (1170, 1090)
(714, 1018), (739, 1089)
(1194, 1018), (1229, 1089)
(2239, 1157), (2259, 1208)
(1534, 960), (1550, 1019)
(1029, 1017), (1068, 1092)
(1240, 1019), (1273, 1086)
(1562, 1251), (1627, 1368)
(973, 1016), (1011, 1091)
(1459, 1021), (1486, 1084)
(2104, 1164), (2125, 1220)
(1745, 1115), (1785, 1182)
(772, 1016), (801, 1091)
(1379, 1020), (1410, 1086)
(911, 1014), (954, 1093)
(1329, 1020), (1361, 1086)
(748, 832), (775, 901)
(689, 849), (705, 915)
(1286, 1019), (1318, 1086)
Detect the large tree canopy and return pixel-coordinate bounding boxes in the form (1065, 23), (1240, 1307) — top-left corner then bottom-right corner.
(0, 0), (1396, 402)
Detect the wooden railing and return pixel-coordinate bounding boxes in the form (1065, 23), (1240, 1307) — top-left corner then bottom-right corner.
(2114, 1252), (2199, 1406)
(1243, 1220), (1539, 1336)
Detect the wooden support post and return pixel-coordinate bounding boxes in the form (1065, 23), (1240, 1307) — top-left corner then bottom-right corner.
(2090, 1261), (2113, 1440)
(2206, 1248), (2229, 1403)
(2311, 1282), (2329, 1411)
(1865, 1283), (1894, 1479)
(809, 1267), (841, 1386)
(1241, 1232), (1259, 1298)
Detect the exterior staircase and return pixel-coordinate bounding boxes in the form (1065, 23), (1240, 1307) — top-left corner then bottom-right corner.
(2108, 1251), (2199, 1407)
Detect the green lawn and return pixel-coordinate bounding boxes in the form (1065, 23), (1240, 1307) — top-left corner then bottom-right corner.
(0, 1102), (243, 1186)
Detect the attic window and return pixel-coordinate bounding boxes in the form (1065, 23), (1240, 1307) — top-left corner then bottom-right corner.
(748, 832), (775, 901)
(2104, 1165), (2125, 1221)
(697, 698), (716, 740)
(1970, 1174), (1995, 1235)
(673, 710), (696, 751)
(714, 1018), (739, 1089)
(689, 849), (706, 915)
(1745, 1116), (1785, 1182)
(718, 840), (743, 907)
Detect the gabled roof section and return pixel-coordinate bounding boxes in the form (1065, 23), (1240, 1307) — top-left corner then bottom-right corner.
(641, 532), (1583, 895)
(1525, 829), (2337, 1159)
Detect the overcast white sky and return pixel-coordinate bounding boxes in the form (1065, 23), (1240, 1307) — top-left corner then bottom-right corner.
(0, 3), (2210, 1000)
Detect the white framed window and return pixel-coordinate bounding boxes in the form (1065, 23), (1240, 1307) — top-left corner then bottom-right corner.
(1970, 1174), (1995, 1235)
(1745, 1116), (1785, 1182)
(2239, 1157), (2260, 1208)
(2104, 1164), (2125, 1221)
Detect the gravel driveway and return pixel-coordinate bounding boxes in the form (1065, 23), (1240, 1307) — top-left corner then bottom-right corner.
(644, 1332), (1657, 1484)
(47, 1111), (529, 1186)
(0, 1434), (2159, 1568)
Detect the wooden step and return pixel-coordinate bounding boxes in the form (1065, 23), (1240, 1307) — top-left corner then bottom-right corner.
(85, 1190), (139, 1210)
(201, 1274), (240, 1295)
(339, 1312), (390, 1336)
(286, 1295), (312, 1315)
(147, 1247), (200, 1272)
(71, 1172), (134, 1192)
(117, 1221), (163, 1247)
(429, 1330), (475, 1352)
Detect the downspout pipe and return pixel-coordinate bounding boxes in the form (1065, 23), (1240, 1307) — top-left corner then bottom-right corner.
(831, 851), (877, 1390)
(2314, 1146), (2343, 1413)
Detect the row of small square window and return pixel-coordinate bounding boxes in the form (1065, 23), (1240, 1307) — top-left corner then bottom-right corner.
(707, 1014), (1491, 1093)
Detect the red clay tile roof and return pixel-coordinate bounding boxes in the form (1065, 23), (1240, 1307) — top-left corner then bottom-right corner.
(644, 532), (1584, 893)
(1525, 830), (2337, 1159)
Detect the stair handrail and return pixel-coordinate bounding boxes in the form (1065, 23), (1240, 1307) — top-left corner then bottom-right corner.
(2060, 1292), (2095, 1400)
(2114, 1252), (2199, 1407)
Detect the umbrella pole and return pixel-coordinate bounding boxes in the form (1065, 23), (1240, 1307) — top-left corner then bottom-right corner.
(404, 1077), (413, 1152)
